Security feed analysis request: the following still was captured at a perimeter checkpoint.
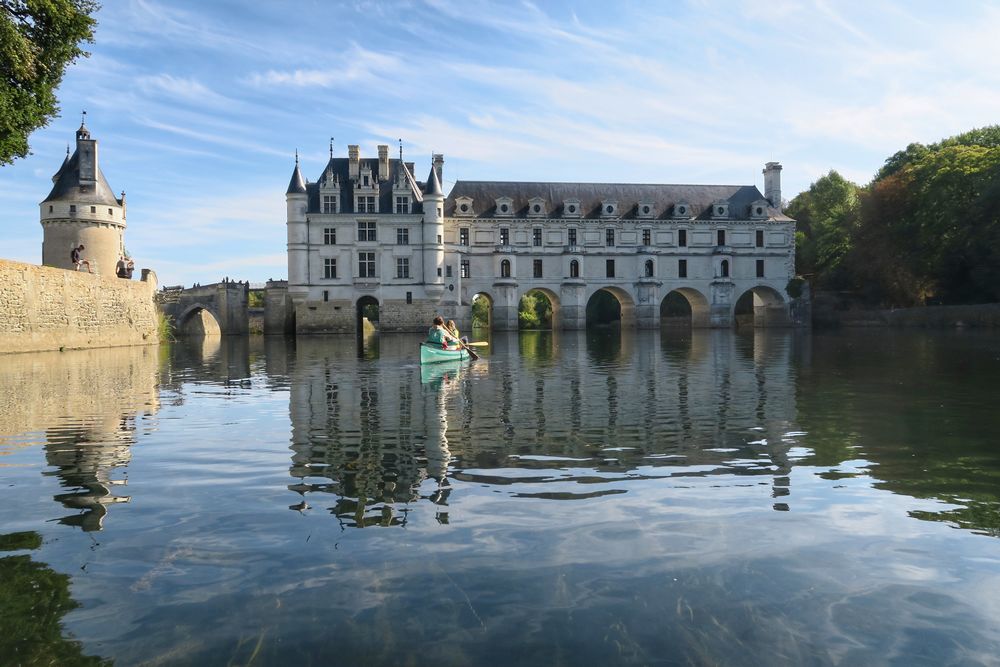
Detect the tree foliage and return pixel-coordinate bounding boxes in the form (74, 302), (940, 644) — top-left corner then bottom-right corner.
(0, 0), (97, 165)
(518, 291), (552, 329)
(791, 125), (1000, 306)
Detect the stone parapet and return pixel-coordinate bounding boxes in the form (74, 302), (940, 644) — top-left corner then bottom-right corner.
(0, 259), (158, 354)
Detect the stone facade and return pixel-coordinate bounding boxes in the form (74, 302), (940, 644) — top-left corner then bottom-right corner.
(0, 259), (158, 354)
(285, 145), (798, 333)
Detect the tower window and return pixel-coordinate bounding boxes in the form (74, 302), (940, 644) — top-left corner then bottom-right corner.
(90, 206), (96, 213)
(69, 205), (76, 213)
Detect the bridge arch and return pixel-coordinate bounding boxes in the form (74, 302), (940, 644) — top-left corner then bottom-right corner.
(734, 285), (789, 328)
(357, 296), (379, 334)
(469, 291), (494, 330)
(177, 303), (222, 336)
(660, 287), (710, 328)
(517, 286), (560, 330)
(585, 285), (636, 328)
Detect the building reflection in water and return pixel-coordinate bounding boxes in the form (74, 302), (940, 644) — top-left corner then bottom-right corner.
(0, 346), (160, 531)
(284, 328), (802, 527)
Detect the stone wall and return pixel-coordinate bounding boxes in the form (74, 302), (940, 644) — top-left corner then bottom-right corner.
(0, 259), (158, 354)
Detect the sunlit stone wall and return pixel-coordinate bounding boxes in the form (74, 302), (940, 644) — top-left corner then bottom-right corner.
(0, 258), (158, 354)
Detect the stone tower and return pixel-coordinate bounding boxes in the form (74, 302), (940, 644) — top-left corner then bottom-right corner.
(40, 120), (126, 275)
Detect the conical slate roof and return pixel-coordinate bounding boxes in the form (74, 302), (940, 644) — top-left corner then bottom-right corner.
(423, 164), (442, 197)
(42, 149), (120, 206)
(286, 161), (307, 195)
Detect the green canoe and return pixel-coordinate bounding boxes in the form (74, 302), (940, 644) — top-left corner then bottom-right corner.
(420, 342), (470, 364)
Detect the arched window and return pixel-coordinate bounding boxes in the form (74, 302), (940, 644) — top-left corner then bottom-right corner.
(644, 260), (654, 277)
(570, 259), (579, 278)
(500, 259), (511, 278)
(720, 259), (730, 278)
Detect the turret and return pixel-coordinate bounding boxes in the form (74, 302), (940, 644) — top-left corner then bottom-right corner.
(285, 153), (309, 297)
(422, 163), (445, 291)
(40, 120), (126, 274)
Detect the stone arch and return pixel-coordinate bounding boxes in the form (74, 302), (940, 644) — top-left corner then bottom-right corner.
(356, 296), (379, 334)
(517, 286), (560, 330)
(585, 286), (636, 328)
(733, 285), (789, 328)
(177, 303), (222, 336)
(470, 291), (494, 330)
(660, 287), (710, 328)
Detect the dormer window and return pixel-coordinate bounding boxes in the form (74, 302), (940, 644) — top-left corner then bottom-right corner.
(455, 196), (474, 217)
(637, 202), (655, 219)
(712, 200), (729, 219)
(601, 200), (618, 218)
(673, 202), (692, 219)
(395, 196), (410, 214)
(563, 198), (581, 218)
(750, 199), (769, 219)
(528, 197), (547, 218)
(495, 196), (513, 217)
(322, 194), (338, 214)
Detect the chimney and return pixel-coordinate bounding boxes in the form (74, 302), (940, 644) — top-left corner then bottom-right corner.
(763, 162), (782, 210)
(377, 144), (389, 181)
(77, 131), (98, 189)
(433, 153), (444, 184)
(348, 144), (360, 181)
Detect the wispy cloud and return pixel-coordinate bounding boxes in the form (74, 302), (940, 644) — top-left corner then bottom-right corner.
(246, 45), (401, 88)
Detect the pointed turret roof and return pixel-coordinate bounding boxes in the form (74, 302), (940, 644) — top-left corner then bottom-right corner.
(423, 164), (442, 197)
(42, 149), (120, 205)
(286, 155), (307, 195)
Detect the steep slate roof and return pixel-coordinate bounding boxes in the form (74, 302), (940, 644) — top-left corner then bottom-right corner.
(445, 181), (792, 221)
(42, 150), (121, 206)
(423, 164), (443, 197)
(304, 157), (424, 214)
(286, 162), (307, 194)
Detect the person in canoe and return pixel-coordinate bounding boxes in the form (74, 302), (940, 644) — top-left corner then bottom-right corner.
(446, 319), (469, 345)
(427, 315), (461, 349)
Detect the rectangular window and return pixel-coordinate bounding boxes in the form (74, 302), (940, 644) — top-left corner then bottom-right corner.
(90, 205), (96, 213)
(323, 195), (337, 214)
(396, 257), (410, 279)
(446, 265), (453, 278)
(460, 260), (470, 278)
(717, 229), (726, 246)
(359, 252), (375, 278)
(678, 259), (687, 278)
(568, 228), (577, 246)
(356, 195), (376, 213)
(756, 229), (765, 247)
(678, 229), (687, 247)
(324, 228), (336, 245)
(499, 227), (510, 245)
(395, 196), (409, 214)
(396, 227), (409, 245)
(533, 228), (542, 246)
(606, 259), (615, 278)
(324, 258), (337, 279)
(358, 220), (376, 242)
(406, 291), (412, 304)
(642, 229), (651, 246)
(459, 228), (469, 246)
(533, 259), (543, 278)
(756, 259), (765, 278)
(323, 290), (329, 302)
(606, 228), (615, 247)
(69, 205), (76, 213)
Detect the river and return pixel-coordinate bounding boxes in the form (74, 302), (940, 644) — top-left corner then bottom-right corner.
(2, 329), (999, 665)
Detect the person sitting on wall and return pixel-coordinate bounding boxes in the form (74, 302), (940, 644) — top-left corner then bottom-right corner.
(426, 315), (460, 349)
(71, 245), (92, 273)
(116, 256), (128, 278)
(446, 319), (468, 345)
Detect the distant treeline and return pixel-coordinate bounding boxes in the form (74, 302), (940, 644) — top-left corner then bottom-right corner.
(789, 126), (1000, 307)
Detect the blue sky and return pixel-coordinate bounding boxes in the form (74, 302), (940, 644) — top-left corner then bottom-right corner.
(2, 0), (999, 287)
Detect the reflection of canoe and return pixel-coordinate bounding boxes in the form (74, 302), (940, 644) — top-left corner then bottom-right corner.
(420, 359), (464, 385)
(420, 343), (470, 364)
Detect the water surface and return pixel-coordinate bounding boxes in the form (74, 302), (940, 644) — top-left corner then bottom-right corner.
(2, 329), (1000, 665)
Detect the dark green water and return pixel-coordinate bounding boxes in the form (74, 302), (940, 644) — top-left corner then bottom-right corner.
(2, 329), (1000, 665)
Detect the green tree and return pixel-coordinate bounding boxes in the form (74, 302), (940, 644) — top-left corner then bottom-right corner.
(471, 295), (490, 328)
(785, 170), (859, 290)
(518, 291), (552, 329)
(1, 0), (98, 165)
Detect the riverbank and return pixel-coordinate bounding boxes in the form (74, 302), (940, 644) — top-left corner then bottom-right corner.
(0, 258), (159, 354)
(814, 297), (1000, 328)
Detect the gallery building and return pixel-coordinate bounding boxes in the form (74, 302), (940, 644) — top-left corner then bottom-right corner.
(285, 143), (798, 333)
